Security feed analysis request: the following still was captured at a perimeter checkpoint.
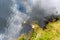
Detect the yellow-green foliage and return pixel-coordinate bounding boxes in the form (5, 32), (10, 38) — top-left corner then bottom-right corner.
(17, 34), (27, 40)
(17, 19), (60, 40)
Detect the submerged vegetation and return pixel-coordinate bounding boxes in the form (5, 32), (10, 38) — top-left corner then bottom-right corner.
(17, 17), (60, 40)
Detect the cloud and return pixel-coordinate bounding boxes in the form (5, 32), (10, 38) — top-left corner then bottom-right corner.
(4, 0), (30, 40)
(0, 0), (13, 18)
(25, 0), (60, 27)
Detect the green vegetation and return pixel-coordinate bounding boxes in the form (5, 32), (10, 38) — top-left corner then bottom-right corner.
(17, 19), (60, 40)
